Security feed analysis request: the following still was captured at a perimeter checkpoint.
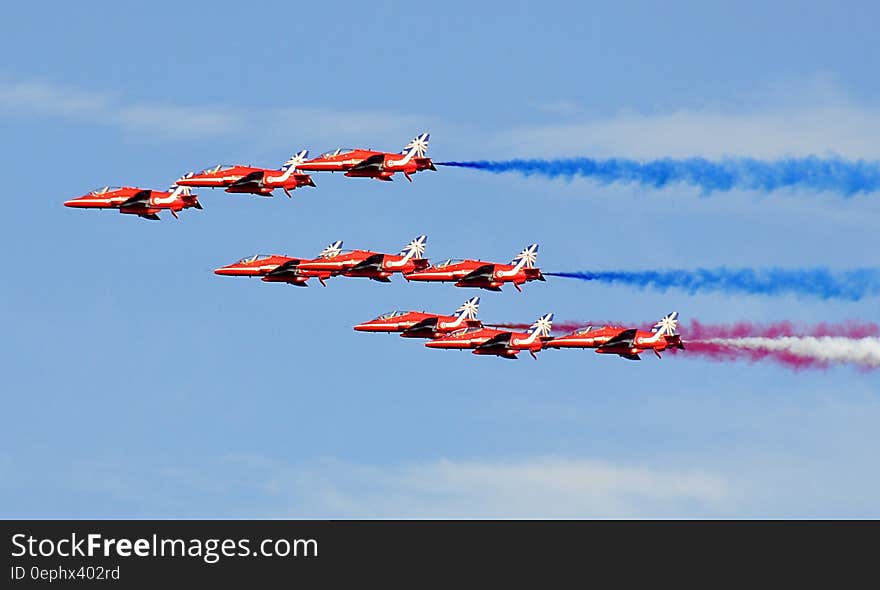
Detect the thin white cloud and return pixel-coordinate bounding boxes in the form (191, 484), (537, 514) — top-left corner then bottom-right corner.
(489, 78), (880, 159)
(113, 103), (244, 137)
(534, 99), (578, 116)
(32, 453), (727, 518)
(493, 106), (880, 160)
(0, 78), (243, 139)
(0, 79), (111, 117)
(0, 77), (430, 144)
(226, 455), (729, 518)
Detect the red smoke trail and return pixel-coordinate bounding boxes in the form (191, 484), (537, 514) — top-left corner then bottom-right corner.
(666, 341), (828, 371)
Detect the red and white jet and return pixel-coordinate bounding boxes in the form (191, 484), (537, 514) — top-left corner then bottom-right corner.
(405, 244), (544, 291)
(64, 185), (202, 220)
(354, 297), (482, 338)
(213, 241), (344, 287)
(293, 235), (429, 283)
(425, 313), (554, 359)
(295, 132), (435, 182)
(545, 312), (684, 360)
(176, 151), (315, 197)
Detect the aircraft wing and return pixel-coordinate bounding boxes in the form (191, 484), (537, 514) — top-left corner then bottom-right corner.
(348, 253), (386, 273)
(457, 264), (497, 283)
(407, 317), (439, 331)
(402, 317), (439, 336)
(264, 259), (303, 278)
(474, 332), (514, 354)
(118, 190), (152, 208)
(348, 153), (385, 172)
(618, 352), (642, 361)
(599, 329), (638, 349)
(229, 170), (265, 187)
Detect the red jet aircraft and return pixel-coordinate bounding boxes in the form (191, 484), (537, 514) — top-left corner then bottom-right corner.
(295, 132), (435, 182)
(545, 312), (684, 360)
(354, 297), (482, 338)
(405, 244), (544, 291)
(425, 313), (554, 359)
(176, 150), (315, 197)
(64, 185), (202, 220)
(213, 241), (344, 287)
(293, 235), (429, 283)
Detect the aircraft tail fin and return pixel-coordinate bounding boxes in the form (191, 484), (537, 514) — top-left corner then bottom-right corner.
(453, 296), (480, 320)
(318, 240), (343, 259)
(399, 235), (427, 261)
(283, 150), (309, 170)
(510, 244), (539, 270)
(525, 313), (554, 343)
(400, 132), (430, 158)
(165, 185), (191, 198)
(652, 312), (680, 336)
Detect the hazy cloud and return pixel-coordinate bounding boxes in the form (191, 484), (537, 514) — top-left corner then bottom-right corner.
(226, 455), (730, 518)
(492, 107), (880, 159)
(0, 77), (428, 144)
(534, 99), (578, 116)
(488, 78), (880, 159)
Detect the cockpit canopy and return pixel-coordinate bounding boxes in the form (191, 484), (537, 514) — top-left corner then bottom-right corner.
(431, 258), (465, 269)
(574, 326), (615, 335)
(237, 254), (275, 264)
(320, 249), (353, 258)
(452, 326), (484, 335)
(320, 148), (354, 158)
(90, 186), (121, 195)
(199, 164), (236, 175)
(374, 311), (408, 320)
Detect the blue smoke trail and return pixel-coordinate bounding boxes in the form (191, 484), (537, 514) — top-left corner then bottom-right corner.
(437, 157), (880, 194)
(547, 268), (880, 300)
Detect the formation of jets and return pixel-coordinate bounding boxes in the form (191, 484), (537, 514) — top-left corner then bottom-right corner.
(355, 302), (683, 360)
(65, 128), (687, 364)
(63, 133), (434, 220)
(214, 238), (544, 292)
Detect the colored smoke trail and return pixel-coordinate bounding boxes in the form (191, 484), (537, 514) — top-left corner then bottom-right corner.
(685, 319), (879, 339)
(546, 268), (880, 301)
(682, 337), (880, 370)
(437, 156), (880, 194)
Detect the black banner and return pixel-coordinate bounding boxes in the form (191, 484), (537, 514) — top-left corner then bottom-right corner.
(1, 520), (875, 586)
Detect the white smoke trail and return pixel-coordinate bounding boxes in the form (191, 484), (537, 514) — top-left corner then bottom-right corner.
(704, 337), (880, 368)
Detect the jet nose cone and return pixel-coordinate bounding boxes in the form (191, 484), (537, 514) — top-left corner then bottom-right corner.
(353, 323), (372, 332)
(214, 266), (234, 275)
(425, 339), (447, 348)
(63, 198), (82, 207)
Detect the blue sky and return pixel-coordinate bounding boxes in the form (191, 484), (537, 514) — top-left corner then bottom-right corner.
(1, 0), (879, 517)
